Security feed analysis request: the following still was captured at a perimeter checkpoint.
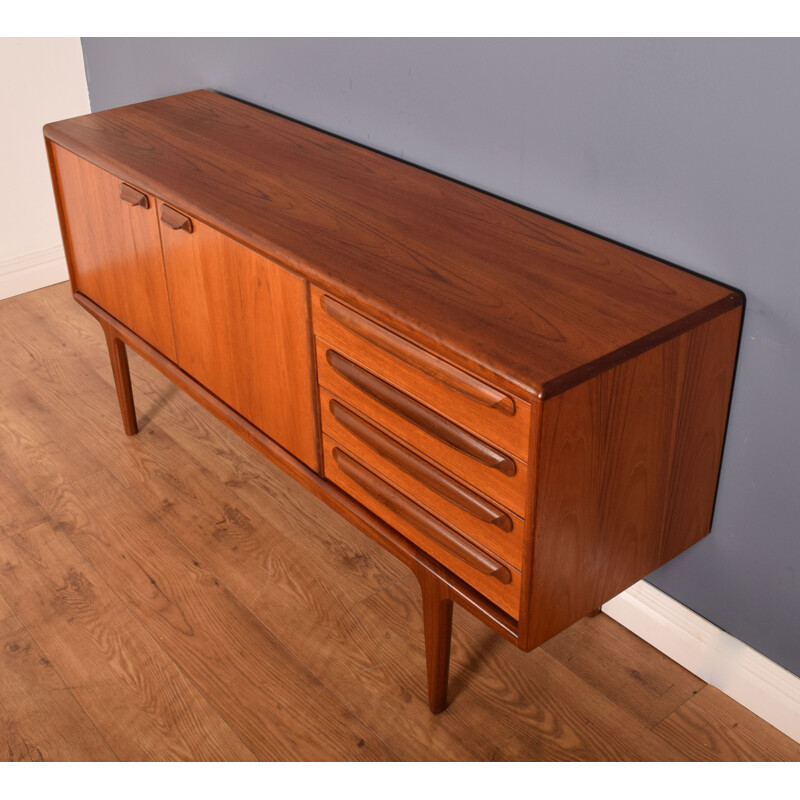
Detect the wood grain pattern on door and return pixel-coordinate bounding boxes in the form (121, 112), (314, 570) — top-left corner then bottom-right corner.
(157, 202), (317, 469)
(49, 145), (177, 361)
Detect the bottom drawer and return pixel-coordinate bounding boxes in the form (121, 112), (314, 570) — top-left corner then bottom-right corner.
(323, 435), (521, 618)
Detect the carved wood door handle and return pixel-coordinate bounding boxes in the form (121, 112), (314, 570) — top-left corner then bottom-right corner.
(160, 204), (194, 233)
(322, 295), (515, 415)
(119, 183), (149, 209)
(330, 399), (513, 532)
(326, 350), (516, 477)
(333, 447), (512, 584)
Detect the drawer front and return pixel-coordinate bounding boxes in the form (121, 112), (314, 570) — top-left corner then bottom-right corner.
(317, 339), (528, 516)
(321, 389), (524, 570)
(323, 437), (521, 617)
(312, 288), (531, 461)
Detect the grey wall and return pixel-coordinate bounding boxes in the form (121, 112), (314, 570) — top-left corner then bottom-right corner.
(80, 38), (800, 677)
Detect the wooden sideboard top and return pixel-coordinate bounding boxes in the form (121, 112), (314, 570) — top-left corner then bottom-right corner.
(44, 89), (741, 399)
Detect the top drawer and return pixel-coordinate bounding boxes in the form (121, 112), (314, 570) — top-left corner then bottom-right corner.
(311, 287), (532, 461)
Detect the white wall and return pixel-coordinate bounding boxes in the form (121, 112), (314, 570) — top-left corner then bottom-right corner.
(0, 38), (90, 299)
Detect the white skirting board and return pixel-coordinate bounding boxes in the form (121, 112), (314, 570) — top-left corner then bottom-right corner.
(0, 245), (69, 301)
(603, 581), (800, 743)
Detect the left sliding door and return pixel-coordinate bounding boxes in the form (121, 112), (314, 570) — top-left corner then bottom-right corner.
(50, 145), (177, 361)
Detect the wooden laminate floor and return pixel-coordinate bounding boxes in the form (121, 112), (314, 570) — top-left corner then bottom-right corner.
(0, 282), (797, 762)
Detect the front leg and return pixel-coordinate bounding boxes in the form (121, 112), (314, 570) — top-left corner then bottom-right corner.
(102, 322), (138, 436)
(419, 572), (454, 713)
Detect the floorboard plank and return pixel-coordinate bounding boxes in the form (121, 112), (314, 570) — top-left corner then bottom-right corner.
(37, 469), (398, 761)
(0, 592), (15, 622)
(542, 613), (705, 727)
(0, 465), (49, 541)
(97, 346), (409, 602)
(8, 284), (105, 365)
(28, 366), (189, 490)
(131, 457), (406, 605)
(130, 463), (486, 760)
(129, 464), (289, 608)
(220, 463), (409, 602)
(654, 685), (800, 761)
(0, 380), (102, 496)
(0, 614), (117, 761)
(0, 289), (102, 388)
(0, 331), (189, 491)
(0, 523), (256, 761)
(365, 577), (688, 761)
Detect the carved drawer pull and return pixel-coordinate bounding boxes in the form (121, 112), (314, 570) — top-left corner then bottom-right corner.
(119, 183), (149, 209)
(322, 295), (515, 415)
(160, 204), (194, 233)
(326, 350), (516, 477)
(333, 447), (512, 584)
(330, 399), (513, 532)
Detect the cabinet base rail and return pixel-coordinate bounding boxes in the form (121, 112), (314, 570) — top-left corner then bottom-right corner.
(78, 291), (521, 712)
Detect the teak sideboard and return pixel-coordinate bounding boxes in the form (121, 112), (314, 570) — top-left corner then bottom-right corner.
(44, 90), (743, 713)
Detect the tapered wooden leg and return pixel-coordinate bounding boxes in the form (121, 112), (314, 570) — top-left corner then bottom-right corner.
(420, 573), (454, 713)
(102, 324), (138, 436)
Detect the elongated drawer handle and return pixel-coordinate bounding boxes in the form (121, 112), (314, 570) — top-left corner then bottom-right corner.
(160, 204), (194, 233)
(326, 350), (516, 477)
(333, 447), (512, 584)
(330, 400), (513, 532)
(119, 183), (149, 209)
(322, 296), (515, 416)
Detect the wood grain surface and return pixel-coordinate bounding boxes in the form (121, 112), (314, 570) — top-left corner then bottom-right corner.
(323, 437), (521, 617)
(37, 470), (396, 760)
(102, 322), (138, 436)
(158, 203), (317, 468)
(521, 307), (743, 649)
(0, 594), (13, 622)
(317, 338), (528, 516)
(0, 284), (792, 761)
(321, 390), (524, 569)
(312, 286), (532, 459)
(0, 523), (254, 761)
(43, 90), (742, 399)
(69, 291), (521, 646)
(0, 466), (48, 541)
(653, 686), (800, 761)
(48, 144), (177, 361)
(0, 615), (117, 761)
(541, 613), (705, 728)
(44, 94), (746, 714)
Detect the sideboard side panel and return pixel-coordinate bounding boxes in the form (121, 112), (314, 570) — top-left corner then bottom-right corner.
(523, 308), (742, 650)
(655, 306), (743, 563)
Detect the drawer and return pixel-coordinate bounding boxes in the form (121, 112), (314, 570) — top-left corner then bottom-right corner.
(312, 287), (531, 461)
(323, 436), (521, 617)
(316, 339), (529, 517)
(321, 389), (524, 570)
